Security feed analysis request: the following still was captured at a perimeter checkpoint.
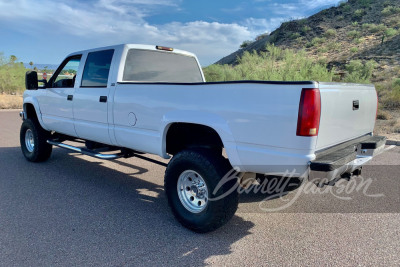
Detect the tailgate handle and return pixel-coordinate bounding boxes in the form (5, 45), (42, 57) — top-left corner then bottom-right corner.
(67, 95), (73, 101)
(99, 96), (107, 103)
(353, 100), (359, 110)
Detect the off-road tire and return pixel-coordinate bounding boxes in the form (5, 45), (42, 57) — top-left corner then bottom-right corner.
(165, 149), (239, 233)
(20, 118), (52, 162)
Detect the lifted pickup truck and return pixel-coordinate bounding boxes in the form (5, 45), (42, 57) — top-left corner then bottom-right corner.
(20, 44), (385, 232)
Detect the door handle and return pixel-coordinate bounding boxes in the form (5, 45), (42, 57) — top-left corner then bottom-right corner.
(67, 95), (73, 101)
(99, 96), (107, 103)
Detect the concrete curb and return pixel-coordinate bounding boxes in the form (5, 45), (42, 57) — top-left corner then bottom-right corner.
(386, 140), (400, 146)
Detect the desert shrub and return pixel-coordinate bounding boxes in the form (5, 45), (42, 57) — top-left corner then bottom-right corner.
(0, 53), (27, 94)
(347, 30), (360, 39)
(302, 26), (311, 33)
(203, 44), (334, 82)
(385, 28), (398, 37)
(324, 29), (337, 38)
(306, 37), (326, 47)
(337, 15), (345, 21)
(358, 0), (372, 8)
(342, 60), (376, 83)
(318, 47), (329, 53)
(290, 32), (301, 39)
(353, 9), (365, 19)
(376, 109), (391, 120)
(240, 40), (253, 48)
(342, 4), (351, 12)
(350, 47), (359, 53)
(382, 6), (400, 16)
(327, 42), (341, 51)
(352, 21), (359, 27)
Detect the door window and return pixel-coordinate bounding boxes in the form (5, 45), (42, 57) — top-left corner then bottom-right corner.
(50, 56), (81, 88)
(81, 49), (114, 87)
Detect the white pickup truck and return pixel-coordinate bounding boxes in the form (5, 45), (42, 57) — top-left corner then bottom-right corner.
(20, 44), (385, 232)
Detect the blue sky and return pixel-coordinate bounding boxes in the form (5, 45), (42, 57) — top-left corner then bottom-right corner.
(0, 0), (341, 66)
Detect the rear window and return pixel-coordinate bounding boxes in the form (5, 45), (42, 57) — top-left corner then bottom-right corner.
(81, 49), (114, 87)
(122, 49), (203, 83)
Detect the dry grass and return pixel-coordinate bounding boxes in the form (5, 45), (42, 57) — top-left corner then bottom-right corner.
(0, 94), (23, 109)
(374, 109), (400, 141)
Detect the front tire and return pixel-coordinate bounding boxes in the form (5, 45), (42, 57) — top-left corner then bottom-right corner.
(165, 149), (239, 233)
(20, 119), (52, 162)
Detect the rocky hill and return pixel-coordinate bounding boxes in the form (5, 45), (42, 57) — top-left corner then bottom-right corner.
(216, 0), (400, 78)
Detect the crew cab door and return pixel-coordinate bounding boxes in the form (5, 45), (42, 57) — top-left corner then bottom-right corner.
(40, 55), (82, 137)
(73, 49), (114, 144)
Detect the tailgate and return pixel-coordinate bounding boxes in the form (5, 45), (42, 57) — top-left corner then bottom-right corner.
(316, 82), (377, 150)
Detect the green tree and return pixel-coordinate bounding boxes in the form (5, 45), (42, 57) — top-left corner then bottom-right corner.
(10, 55), (17, 63)
(29, 61), (34, 69)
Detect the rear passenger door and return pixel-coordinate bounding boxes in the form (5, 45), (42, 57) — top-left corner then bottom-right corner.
(73, 49), (114, 145)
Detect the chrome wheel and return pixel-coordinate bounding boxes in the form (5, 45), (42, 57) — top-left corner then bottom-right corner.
(25, 129), (35, 153)
(177, 170), (209, 213)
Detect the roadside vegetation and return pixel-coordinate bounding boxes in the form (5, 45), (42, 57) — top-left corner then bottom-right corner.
(0, 53), (26, 95)
(203, 45), (376, 84)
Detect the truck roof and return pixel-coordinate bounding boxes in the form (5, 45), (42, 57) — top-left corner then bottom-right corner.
(67, 44), (197, 59)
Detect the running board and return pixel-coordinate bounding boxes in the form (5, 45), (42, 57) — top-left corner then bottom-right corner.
(46, 140), (169, 167)
(47, 140), (124, 160)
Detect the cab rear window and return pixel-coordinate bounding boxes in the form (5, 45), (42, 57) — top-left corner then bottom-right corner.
(123, 49), (203, 83)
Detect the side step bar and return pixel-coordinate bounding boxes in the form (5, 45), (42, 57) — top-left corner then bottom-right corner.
(47, 140), (124, 160)
(46, 140), (169, 167)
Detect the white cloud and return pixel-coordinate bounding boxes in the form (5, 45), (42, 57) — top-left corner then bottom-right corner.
(0, 0), (342, 65)
(0, 0), (266, 65)
(299, 0), (341, 10)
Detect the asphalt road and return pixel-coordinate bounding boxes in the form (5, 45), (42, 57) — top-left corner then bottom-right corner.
(1, 110), (399, 266)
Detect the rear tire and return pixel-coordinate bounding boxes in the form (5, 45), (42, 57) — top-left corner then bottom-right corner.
(20, 119), (52, 162)
(165, 149), (239, 233)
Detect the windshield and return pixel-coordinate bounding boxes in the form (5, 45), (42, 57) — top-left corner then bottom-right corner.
(123, 49), (203, 83)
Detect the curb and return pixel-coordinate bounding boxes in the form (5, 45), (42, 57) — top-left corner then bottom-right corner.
(386, 140), (400, 146)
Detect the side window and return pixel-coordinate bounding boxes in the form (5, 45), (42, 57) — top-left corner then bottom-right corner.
(51, 56), (81, 88)
(81, 49), (114, 87)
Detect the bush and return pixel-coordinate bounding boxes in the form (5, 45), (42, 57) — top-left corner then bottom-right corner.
(327, 42), (341, 51)
(342, 60), (376, 83)
(240, 40), (253, 49)
(203, 44), (334, 82)
(358, 0), (372, 8)
(324, 29), (337, 38)
(382, 6), (400, 16)
(302, 26), (311, 33)
(353, 9), (365, 19)
(347, 30), (360, 39)
(385, 28), (398, 37)
(306, 37), (326, 47)
(290, 32), (301, 39)
(350, 47), (359, 53)
(0, 53), (27, 94)
(342, 4), (351, 12)
(362, 23), (387, 33)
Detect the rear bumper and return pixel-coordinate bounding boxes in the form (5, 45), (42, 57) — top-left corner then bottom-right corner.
(309, 135), (386, 183)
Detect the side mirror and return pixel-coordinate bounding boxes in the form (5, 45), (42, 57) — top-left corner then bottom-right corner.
(25, 71), (47, 90)
(25, 71), (38, 90)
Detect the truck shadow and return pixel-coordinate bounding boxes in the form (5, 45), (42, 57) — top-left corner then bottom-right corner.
(0, 147), (254, 266)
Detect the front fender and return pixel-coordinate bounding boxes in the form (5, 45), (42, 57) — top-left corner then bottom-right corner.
(23, 96), (49, 131)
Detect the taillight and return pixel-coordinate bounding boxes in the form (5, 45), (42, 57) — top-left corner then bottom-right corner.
(296, 88), (321, 136)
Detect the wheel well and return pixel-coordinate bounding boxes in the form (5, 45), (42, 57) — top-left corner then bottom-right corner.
(166, 123), (224, 155)
(24, 103), (38, 122)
